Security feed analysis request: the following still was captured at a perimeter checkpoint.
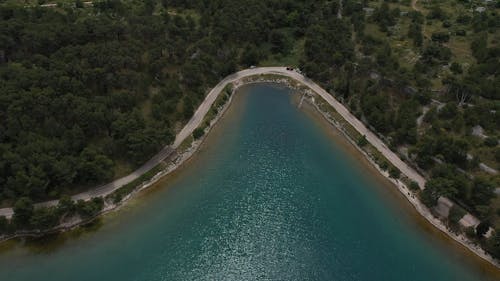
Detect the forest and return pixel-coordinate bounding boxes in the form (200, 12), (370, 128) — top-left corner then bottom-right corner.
(0, 0), (499, 258)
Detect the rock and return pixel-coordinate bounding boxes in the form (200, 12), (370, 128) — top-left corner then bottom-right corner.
(471, 125), (487, 139)
(403, 86), (417, 95)
(435, 197), (453, 218)
(459, 213), (480, 229)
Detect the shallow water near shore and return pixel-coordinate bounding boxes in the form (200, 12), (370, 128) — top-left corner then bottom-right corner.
(0, 84), (497, 280)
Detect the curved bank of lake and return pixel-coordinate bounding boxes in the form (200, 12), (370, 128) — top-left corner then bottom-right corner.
(0, 84), (497, 280)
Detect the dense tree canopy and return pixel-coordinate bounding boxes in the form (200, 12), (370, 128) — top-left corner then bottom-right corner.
(0, 0), (319, 203)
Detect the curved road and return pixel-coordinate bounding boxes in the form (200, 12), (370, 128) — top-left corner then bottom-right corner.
(0, 67), (426, 218)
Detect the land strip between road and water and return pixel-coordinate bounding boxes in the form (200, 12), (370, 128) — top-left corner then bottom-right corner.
(0, 67), (498, 269)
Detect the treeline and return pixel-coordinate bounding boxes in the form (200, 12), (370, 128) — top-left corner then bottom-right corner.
(0, 0), (320, 205)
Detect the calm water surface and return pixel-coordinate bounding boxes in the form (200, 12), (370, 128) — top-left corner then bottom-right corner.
(0, 85), (496, 280)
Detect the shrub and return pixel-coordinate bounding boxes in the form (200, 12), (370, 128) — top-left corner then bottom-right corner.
(464, 226), (475, 238)
(476, 221), (490, 237)
(379, 161), (389, 171)
(57, 195), (75, 216)
(13, 197), (34, 227)
(431, 32), (450, 43)
(442, 21), (451, 28)
(486, 229), (500, 259)
(450, 62), (462, 74)
(357, 135), (368, 147)
(448, 205), (466, 225)
(420, 187), (439, 207)
(409, 180), (420, 191)
(76, 198), (104, 219)
(484, 137), (498, 147)
(193, 128), (204, 139)
(0, 216), (8, 234)
(389, 166), (401, 179)
(30, 207), (59, 230)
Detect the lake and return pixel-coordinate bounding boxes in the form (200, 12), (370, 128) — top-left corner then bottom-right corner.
(0, 84), (496, 281)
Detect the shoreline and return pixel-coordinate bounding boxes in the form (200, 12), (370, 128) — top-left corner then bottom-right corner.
(299, 92), (500, 270)
(0, 69), (499, 272)
(299, 99), (500, 277)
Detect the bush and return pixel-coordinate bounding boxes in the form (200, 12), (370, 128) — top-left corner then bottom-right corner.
(476, 221), (490, 237)
(431, 32), (450, 43)
(13, 197), (34, 227)
(224, 83), (233, 96)
(76, 198), (104, 219)
(379, 161), (389, 171)
(192, 128), (205, 139)
(30, 207), (59, 230)
(483, 137), (498, 147)
(420, 187), (439, 207)
(409, 180), (420, 191)
(75, 0), (84, 8)
(442, 21), (451, 28)
(465, 226), (475, 238)
(57, 195), (76, 216)
(357, 135), (368, 147)
(389, 166), (401, 179)
(110, 164), (164, 204)
(450, 62), (462, 74)
(448, 205), (466, 225)
(486, 229), (500, 259)
(0, 216), (8, 234)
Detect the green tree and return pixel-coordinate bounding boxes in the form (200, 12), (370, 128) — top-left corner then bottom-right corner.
(448, 205), (466, 225)
(471, 177), (495, 207)
(76, 197), (104, 219)
(78, 147), (114, 184)
(13, 197), (34, 227)
(486, 229), (500, 259)
(389, 166), (401, 179)
(30, 207), (59, 230)
(75, 0), (84, 8)
(193, 128), (204, 139)
(408, 22), (423, 47)
(357, 135), (368, 147)
(450, 62), (463, 74)
(57, 195), (75, 216)
(0, 216), (8, 233)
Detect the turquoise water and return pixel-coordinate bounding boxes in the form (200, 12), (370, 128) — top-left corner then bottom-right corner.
(0, 84), (496, 280)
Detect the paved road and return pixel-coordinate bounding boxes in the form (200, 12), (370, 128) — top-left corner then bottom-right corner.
(0, 67), (426, 218)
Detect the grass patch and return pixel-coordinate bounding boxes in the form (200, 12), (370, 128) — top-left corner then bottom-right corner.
(260, 38), (305, 67)
(112, 160), (134, 179)
(108, 163), (165, 204)
(178, 135), (194, 151)
(191, 83), (234, 139)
